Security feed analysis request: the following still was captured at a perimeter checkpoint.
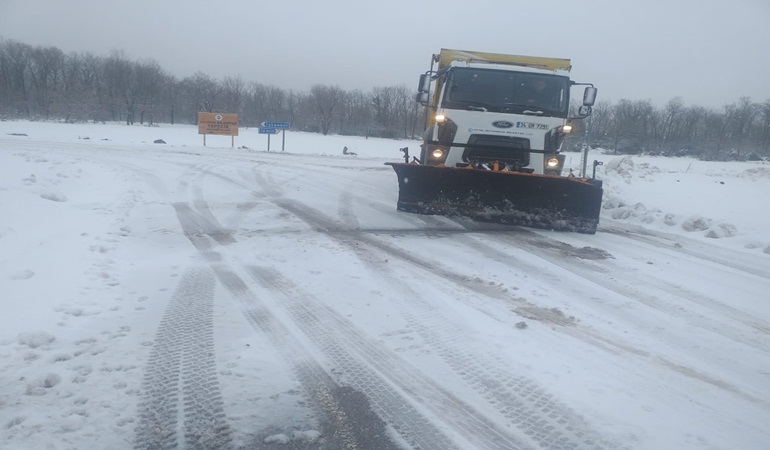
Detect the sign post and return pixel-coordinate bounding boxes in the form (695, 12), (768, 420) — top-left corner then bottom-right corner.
(261, 121), (291, 152)
(198, 113), (239, 147)
(258, 127), (280, 151)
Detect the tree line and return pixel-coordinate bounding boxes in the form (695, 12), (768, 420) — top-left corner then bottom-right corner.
(570, 97), (770, 161)
(2, 39), (769, 160)
(0, 39), (423, 139)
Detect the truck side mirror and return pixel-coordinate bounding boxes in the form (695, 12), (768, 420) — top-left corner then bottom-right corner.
(418, 74), (431, 93)
(583, 86), (598, 107)
(578, 105), (593, 117)
(415, 92), (429, 105)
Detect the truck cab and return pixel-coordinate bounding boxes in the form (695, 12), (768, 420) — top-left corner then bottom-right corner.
(418, 49), (597, 176)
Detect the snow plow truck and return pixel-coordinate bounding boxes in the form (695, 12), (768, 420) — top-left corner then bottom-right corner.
(386, 49), (603, 234)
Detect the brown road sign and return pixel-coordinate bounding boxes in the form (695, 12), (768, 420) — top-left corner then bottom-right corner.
(198, 113), (239, 136)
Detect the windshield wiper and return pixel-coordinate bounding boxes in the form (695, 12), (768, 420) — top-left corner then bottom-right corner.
(523, 110), (544, 115)
(450, 100), (492, 111)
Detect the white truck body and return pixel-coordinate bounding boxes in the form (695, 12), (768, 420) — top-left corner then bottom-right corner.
(418, 49), (595, 176)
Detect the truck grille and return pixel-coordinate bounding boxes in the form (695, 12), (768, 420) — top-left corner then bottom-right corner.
(462, 135), (531, 167)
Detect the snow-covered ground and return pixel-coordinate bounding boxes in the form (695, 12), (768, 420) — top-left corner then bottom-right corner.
(1, 120), (768, 450)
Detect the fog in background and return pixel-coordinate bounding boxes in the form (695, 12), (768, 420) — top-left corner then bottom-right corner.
(1, 0), (769, 107)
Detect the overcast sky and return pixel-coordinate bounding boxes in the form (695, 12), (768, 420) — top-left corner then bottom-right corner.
(1, 0), (768, 108)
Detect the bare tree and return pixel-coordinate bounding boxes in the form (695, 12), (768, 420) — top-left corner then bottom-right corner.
(673, 104), (706, 156)
(726, 97), (757, 158)
(656, 97), (684, 153)
(760, 100), (770, 155)
(284, 90), (302, 129)
(309, 84), (342, 135)
(701, 108), (730, 160)
(405, 88), (423, 139)
(183, 72), (220, 121)
(265, 85), (287, 123)
(134, 59), (166, 125)
(609, 99), (656, 154)
(342, 89), (373, 136)
(103, 50), (141, 124)
(0, 40), (32, 115)
(163, 74), (183, 125)
(371, 86), (397, 136)
(244, 82), (269, 126)
(27, 45), (65, 119)
(336, 89), (351, 133)
(391, 84), (416, 139)
(78, 52), (107, 121)
(61, 52), (95, 122)
(220, 76), (245, 115)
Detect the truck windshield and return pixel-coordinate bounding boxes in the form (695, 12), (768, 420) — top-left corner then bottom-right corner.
(442, 67), (570, 118)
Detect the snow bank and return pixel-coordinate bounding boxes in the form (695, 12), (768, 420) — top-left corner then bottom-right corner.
(597, 154), (770, 253)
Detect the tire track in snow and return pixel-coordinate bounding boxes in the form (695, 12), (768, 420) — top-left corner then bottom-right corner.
(601, 222), (770, 281)
(247, 265), (532, 450)
(134, 268), (232, 450)
(334, 191), (619, 449)
(431, 225), (770, 407)
(354, 199), (770, 375)
(484, 228), (770, 353)
(173, 169), (531, 448)
(256, 194), (622, 449)
(219, 267), (452, 450)
(378, 212), (770, 407)
(596, 226), (770, 335)
(172, 197), (416, 449)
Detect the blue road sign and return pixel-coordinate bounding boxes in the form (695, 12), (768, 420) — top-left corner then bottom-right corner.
(259, 127), (280, 134)
(261, 121), (291, 129)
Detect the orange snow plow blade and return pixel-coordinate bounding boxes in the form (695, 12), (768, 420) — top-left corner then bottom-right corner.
(386, 163), (603, 234)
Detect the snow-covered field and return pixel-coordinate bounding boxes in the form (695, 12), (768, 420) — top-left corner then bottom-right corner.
(1, 120), (768, 450)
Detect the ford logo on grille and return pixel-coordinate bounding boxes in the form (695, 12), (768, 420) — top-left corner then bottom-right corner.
(492, 121), (513, 128)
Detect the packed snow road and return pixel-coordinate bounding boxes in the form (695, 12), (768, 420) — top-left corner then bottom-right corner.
(1, 126), (768, 450)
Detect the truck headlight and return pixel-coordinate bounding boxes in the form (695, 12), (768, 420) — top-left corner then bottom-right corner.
(435, 113), (446, 124)
(546, 157), (560, 167)
(544, 155), (565, 175)
(431, 148), (445, 159)
(561, 124), (573, 133)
